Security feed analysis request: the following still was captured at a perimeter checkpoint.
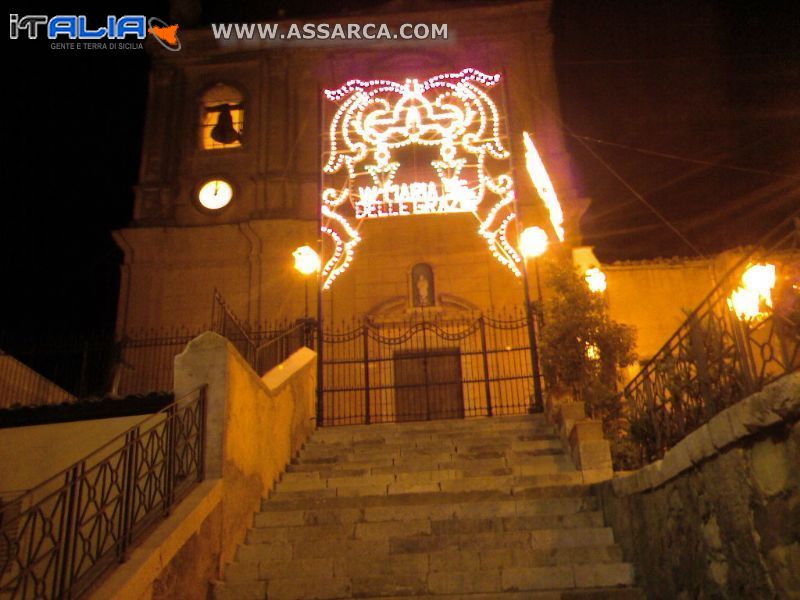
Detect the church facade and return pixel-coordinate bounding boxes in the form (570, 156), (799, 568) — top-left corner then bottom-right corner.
(114, 0), (586, 337)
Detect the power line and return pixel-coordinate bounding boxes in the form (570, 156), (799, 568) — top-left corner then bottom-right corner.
(530, 94), (707, 258)
(554, 53), (800, 66)
(569, 135), (800, 181)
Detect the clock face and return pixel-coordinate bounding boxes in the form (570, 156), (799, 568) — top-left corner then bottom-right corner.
(197, 179), (233, 210)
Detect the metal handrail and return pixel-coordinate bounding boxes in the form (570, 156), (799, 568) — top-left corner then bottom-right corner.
(618, 211), (800, 467)
(254, 320), (315, 375)
(0, 386), (207, 599)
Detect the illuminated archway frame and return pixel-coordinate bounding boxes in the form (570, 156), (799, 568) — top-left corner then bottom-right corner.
(320, 68), (523, 290)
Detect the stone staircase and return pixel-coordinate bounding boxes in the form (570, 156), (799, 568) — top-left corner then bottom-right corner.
(213, 415), (643, 599)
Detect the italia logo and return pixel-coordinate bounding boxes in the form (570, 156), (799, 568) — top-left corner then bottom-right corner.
(9, 14), (181, 51)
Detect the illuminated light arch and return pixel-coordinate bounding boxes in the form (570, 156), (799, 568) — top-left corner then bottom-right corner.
(320, 68), (522, 289)
(523, 131), (565, 242)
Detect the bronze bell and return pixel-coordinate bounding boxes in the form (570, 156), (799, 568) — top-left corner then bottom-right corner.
(208, 103), (242, 144)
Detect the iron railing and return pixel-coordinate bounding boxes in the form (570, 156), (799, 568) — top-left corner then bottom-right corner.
(320, 309), (537, 426)
(618, 213), (800, 466)
(115, 327), (208, 397)
(0, 386), (207, 599)
(211, 291), (258, 366)
(211, 290), (315, 376)
(0, 335), (118, 409)
(0, 291), (310, 408)
(254, 320), (315, 375)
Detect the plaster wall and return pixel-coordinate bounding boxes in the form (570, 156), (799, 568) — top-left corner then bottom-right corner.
(0, 414), (149, 495)
(605, 259), (716, 360)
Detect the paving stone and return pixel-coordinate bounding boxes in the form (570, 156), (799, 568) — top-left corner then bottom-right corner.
(573, 562), (635, 587)
(351, 574), (428, 597)
(428, 549), (481, 572)
(212, 580), (267, 600)
(355, 518), (431, 540)
(387, 481), (441, 495)
(267, 576), (351, 600)
(502, 565), (575, 591)
(362, 502), (456, 522)
(259, 557), (335, 580)
(293, 537), (390, 559)
(337, 553), (429, 578)
(223, 559), (260, 583)
(427, 568), (503, 594)
(253, 509), (306, 528)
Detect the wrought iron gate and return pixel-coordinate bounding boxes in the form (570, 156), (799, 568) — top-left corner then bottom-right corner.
(319, 310), (539, 426)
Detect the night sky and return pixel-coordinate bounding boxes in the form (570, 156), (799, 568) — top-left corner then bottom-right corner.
(2, 0), (798, 345)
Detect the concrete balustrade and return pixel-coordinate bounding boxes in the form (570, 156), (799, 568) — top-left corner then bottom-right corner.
(88, 332), (317, 600)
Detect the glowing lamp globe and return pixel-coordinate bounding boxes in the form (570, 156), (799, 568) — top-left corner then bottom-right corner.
(727, 262), (776, 321)
(519, 227), (549, 259)
(585, 267), (607, 293)
(197, 179), (233, 210)
(293, 246), (321, 275)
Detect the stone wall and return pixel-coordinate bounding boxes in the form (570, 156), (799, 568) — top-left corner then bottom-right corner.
(598, 372), (800, 599)
(88, 333), (317, 600)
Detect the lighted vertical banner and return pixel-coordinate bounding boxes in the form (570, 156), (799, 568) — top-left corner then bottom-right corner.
(319, 68), (521, 289)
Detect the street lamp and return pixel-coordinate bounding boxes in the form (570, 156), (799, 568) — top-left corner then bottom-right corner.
(518, 226), (549, 413)
(519, 226), (548, 305)
(293, 245), (321, 321)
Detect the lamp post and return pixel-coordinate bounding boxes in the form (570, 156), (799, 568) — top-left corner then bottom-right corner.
(519, 226), (548, 412)
(292, 245), (321, 322)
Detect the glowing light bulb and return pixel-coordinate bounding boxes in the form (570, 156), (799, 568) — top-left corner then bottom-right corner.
(741, 263), (776, 293)
(585, 267), (607, 293)
(519, 226), (549, 259)
(293, 246), (321, 275)
(727, 262), (776, 321)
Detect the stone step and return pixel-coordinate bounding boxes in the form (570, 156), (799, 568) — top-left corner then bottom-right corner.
(226, 544), (625, 583)
(247, 513), (607, 545)
(352, 590), (645, 600)
(239, 525), (615, 560)
(276, 466), (579, 495)
(261, 485), (594, 512)
(287, 445), (569, 475)
(297, 438), (563, 464)
(217, 561), (634, 599)
(271, 471), (586, 499)
(212, 581), (645, 600)
(311, 415), (551, 442)
(215, 415), (641, 600)
(281, 456), (578, 488)
(254, 496), (600, 527)
(307, 429), (561, 450)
